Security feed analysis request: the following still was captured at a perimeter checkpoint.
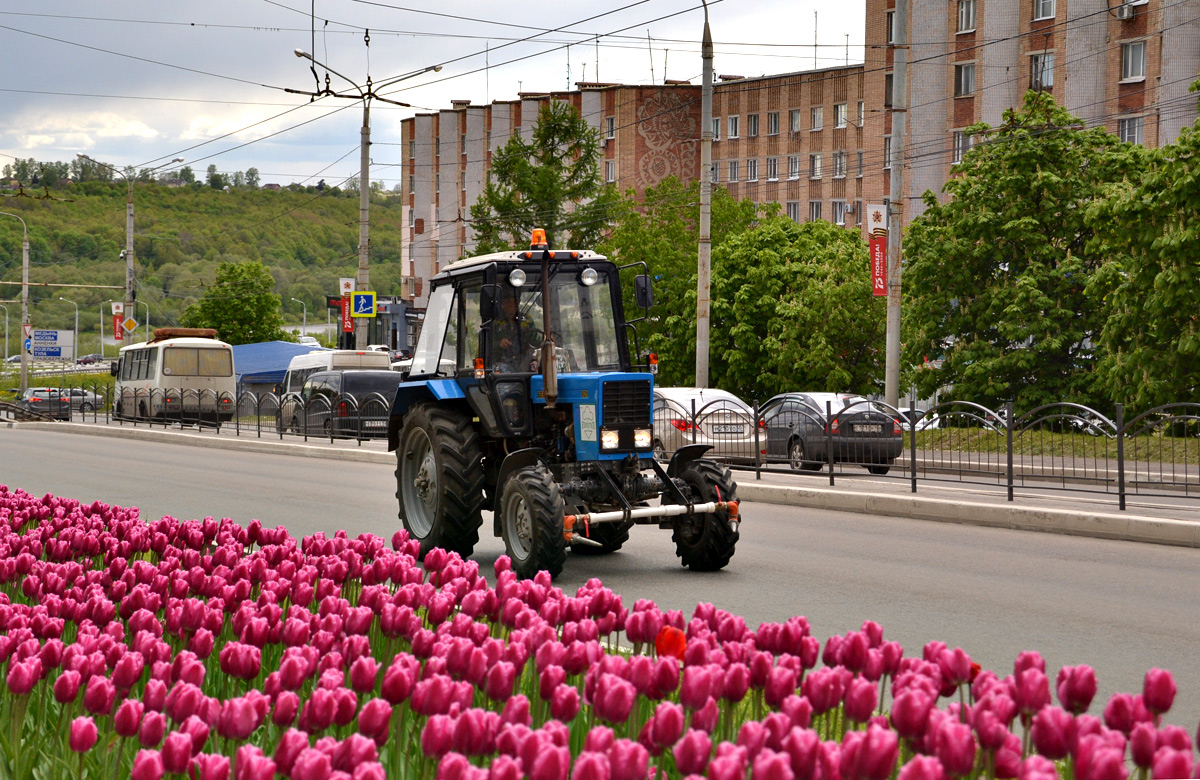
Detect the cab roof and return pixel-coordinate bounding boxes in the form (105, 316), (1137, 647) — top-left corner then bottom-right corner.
(438, 248), (608, 278)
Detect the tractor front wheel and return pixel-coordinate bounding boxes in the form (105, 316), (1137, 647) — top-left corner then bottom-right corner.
(396, 403), (485, 560)
(671, 460), (739, 572)
(499, 465), (567, 579)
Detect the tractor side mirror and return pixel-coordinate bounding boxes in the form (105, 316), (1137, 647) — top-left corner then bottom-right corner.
(109, 361), (119, 377)
(480, 284), (501, 321)
(634, 275), (654, 310)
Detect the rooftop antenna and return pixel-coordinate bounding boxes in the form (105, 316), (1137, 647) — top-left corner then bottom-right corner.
(566, 44), (571, 90)
(664, 48), (669, 82)
(486, 41), (489, 103)
(595, 36), (600, 81)
(814, 11), (818, 69)
(647, 31), (655, 83)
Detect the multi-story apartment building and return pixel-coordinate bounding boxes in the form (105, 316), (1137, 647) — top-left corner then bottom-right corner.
(864, 0), (1200, 222)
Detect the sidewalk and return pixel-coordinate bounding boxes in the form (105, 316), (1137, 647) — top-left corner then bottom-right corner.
(11, 419), (1199, 549)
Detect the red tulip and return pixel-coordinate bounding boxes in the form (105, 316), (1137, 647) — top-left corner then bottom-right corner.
(69, 716), (99, 753)
(131, 749), (165, 780)
(654, 626), (686, 662)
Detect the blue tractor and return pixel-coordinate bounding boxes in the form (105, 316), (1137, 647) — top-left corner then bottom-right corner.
(386, 231), (741, 579)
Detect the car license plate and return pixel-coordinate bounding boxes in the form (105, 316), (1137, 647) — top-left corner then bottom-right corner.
(854, 423), (883, 433)
(712, 424), (743, 435)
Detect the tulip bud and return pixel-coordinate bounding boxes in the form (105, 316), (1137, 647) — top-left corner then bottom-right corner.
(161, 731), (194, 775)
(1056, 665), (1098, 715)
(131, 749), (165, 780)
(54, 669), (82, 703)
(69, 716), (99, 753)
(115, 699), (145, 738)
(672, 729), (712, 777)
(1143, 669), (1176, 716)
(139, 711), (167, 748)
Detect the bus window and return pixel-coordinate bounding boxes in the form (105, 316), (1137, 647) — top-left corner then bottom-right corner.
(197, 349), (232, 377)
(164, 347), (233, 377)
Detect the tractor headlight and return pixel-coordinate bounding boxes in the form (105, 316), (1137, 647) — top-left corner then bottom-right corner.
(508, 269), (527, 287)
(600, 429), (620, 450)
(580, 267), (599, 286)
(633, 428), (652, 448)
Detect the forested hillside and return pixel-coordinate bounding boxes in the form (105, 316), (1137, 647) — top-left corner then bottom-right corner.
(0, 181), (406, 353)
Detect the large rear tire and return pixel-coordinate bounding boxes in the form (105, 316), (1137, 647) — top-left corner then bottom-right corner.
(570, 520), (633, 555)
(671, 460), (739, 572)
(396, 403), (485, 560)
(499, 465), (567, 579)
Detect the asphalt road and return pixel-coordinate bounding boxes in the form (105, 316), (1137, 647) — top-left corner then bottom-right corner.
(3, 425), (1200, 730)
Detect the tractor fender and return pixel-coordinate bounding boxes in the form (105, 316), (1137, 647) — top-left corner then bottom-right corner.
(667, 443), (711, 478)
(386, 379), (468, 451)
(492, 448), (544, 537)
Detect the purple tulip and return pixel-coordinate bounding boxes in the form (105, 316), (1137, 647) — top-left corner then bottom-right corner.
(69, 716), (99, 753)
(1143, 669), (1176, 716)
(131, 750), (165, 780)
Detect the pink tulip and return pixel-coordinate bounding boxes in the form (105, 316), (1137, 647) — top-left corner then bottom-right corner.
(1075, 737), (1128, 780)
(840, 724), (899, 780)
(799, 667), (839, 714)
(192, 753), (231, 780)
(1014, 669), (1050, 719)
(890, 689), (934, 741)
(234, 745), (276, 780)
(162, 731), (194, 775)
(934, 720), (976, 778)
(550, 685), (580, 722)
(352, 763), (386, 780)
(54, 670), (81, 703)
(782, 727), (820, 780)
(767, 666), (801, 710)
(500, 695), (531, 728)
(273, 690), (300, 727)
(1152, 748), (1193, 779)
(82, 674), (116, 715)
(140, 711), (167, 748)
(1130, 723), (1158, 769)
(1014, 651), (1046, 676)
(844, 677), (878, 723)
(649, 702), (685, 749)
(486, 661), (517, 702)
(1056, 665), (1097, 714)
(69, 716), (99, 753)
(131, 749), (166, 780)
(1143, 669), (1176, 716)
(349, 656), (379, 693)
(219, 697), (259, 741)
(680, 666), (717, 711)
(6, 659), (38, 696)
(291, 748), (333, 780)
(115, 699), (145, 737)
(570, 752), (611, 780)
(1102, 693), (1141, 736)
(275, 729), (311, 776)
(594, 674), (637, 725)
(898, 756), (946, 780)
(608, 739), (649, 780)
(333, 734), (378, 772)
(358, 698), (392, 747)
(692, 696), (721, 733)
(752, 748), (794, 780)
(529, 745), (571, 780)
(937, 648), (972, 689)
(673, 729), (712, 776)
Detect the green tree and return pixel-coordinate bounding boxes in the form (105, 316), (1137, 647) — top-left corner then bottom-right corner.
(245, 168), (260, 188)
(470, 100), (618, 253)
(1087, 100), (1200, 408)
(902, 91), (1143, 411)
(707, 218), (885, 402)
(181, 260), (287, 345)
(598, 177), (764, 387)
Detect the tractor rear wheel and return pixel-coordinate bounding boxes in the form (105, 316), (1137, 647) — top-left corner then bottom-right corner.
(671, 459), (739, 572)
(396, 403), (485, 560)
(499, 465), (567, 579)
(570, 520), (633, 555)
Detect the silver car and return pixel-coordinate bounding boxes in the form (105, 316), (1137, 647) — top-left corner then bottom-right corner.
(652, 387), (762, 464)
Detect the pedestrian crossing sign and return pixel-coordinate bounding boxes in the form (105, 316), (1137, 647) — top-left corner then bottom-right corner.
(350, 291), (376, 318)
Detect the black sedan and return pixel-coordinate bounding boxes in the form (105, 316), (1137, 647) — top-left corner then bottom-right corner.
(761, 392), (903, 475)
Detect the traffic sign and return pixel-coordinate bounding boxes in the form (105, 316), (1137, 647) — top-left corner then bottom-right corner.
(24, 338), (31, 352)
(22, 324), (32, 339)
(122, 317), (138, 333)
(350, 291), (377, 318)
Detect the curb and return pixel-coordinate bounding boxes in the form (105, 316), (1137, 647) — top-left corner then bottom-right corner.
(11, 421), (1197, 548)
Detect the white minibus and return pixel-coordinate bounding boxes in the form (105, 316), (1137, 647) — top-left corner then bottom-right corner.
(112, 328), (236, 423)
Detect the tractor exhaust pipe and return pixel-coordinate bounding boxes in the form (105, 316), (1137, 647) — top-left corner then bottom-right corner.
(538, 236), (557, 409)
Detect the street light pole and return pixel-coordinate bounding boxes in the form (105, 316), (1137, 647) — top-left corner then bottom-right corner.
(77, 154), (182, 348)
(291, 297), (307, 334)
(288, 50), (440, 349)
(0, 303), (8, 367)
(0, 211), (30, 393)
(58, 297), (79, 362)
(139, 301), (150, 342)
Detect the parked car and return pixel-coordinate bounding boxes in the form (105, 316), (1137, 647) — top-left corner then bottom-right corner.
(652, 387), (761, 464)
(63, 388), (104, 413)
(297, 336), (320, 347)
(897, 407), (940, 432)
(287, 369), (400, 439)
(762, 392), (903, 474)
(17, 387), (71, 420)
(76, 353), (104, 365)
(5, 354), (21, 364)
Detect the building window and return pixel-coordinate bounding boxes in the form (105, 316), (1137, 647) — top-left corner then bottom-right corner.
(957, 0), (976, 32)
(833, 151), (847, 178)
(885, 74), (894, 107)
(857, 101), (865, 126)
(728, 160), (738, 182)
(767, 112), (780, 135)
(883, 137), (893, 169)
(790, 109), (803, 133)
(712, 118), (721, 140)
(811, 106), (824, 131)
(747, 159), (759, 181)
(952, 131), (973, 164)
(408, 139), (415, 159)
(728, 116), (740, 139)
(809, 201), (823, 222)
(460, 134), (467, 154)
(461, 170), (467, 191)
(710, 162), (718, 183)
(408, 209), (415, 228)
(1033, 0), (1055, 20)
(766, 157), (779, 181)
(886, 11), (895, 44)
(856, 200), (863, 225)
(833, 201), (847, 226)
(954, 63), (976, 96)
(1031, 52), (1054, 89)
(605, 116), (615, 139)
(605, 160), (616, 182)
(835, 103), (848, 129)
(747, 114), (759, 137)
(788, 155), (801, 180)
(1119, 116), (1144, 144)
(1121, 41), (1146, 81)
(856, 150), (864, 178)
(809, 154), (823, 179)
(787, 201), (801, 223)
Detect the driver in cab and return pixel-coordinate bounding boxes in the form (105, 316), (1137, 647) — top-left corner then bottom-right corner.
(494, 294), (536, 372)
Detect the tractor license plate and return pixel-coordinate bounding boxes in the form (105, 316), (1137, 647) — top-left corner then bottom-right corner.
(854, 423), (883, 434)
(712, 424), (744, 435)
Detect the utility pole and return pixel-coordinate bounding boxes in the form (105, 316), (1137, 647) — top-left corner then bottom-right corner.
(0, 212), (29, 393)
(885, 0), (909, 408)
(695, 1), (713, 388)
(288, 47), (440, 350)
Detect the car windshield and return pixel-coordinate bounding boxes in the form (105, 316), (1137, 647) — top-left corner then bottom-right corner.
(841, 396), (884, 412)
(661, 390), (751, 414)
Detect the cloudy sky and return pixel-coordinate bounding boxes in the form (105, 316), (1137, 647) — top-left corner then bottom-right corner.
(0, 0), (864, 188)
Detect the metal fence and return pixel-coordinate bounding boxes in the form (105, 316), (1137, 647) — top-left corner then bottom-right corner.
(652, 396), (1200, 511)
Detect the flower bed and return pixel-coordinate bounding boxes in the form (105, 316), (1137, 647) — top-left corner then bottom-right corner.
(0, 485), (1193, 780)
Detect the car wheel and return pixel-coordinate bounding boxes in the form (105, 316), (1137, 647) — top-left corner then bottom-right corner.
(653, 439), (667, 463)
(79, 402), (94, 414)
(788, 438), (805, 470)
(866, 464), (891, 476)
(289, 416), (302, 434)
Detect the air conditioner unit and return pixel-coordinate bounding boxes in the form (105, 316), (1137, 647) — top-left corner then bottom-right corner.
(845, 203), (856, 214)
(1115, 3), (1134, 20)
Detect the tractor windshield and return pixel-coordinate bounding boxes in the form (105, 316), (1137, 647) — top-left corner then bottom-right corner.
(492, 269), (622, 373)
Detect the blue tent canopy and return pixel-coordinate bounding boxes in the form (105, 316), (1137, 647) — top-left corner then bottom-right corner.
(232, 341), (329, 387)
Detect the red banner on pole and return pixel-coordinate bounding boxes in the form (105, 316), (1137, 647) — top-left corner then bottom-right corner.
(341, 297), (353, 332)
(113, 315), (124, 342)
(866, 203), (888, 297)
